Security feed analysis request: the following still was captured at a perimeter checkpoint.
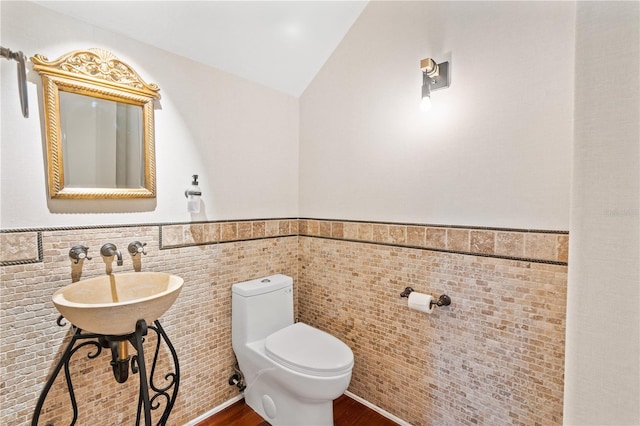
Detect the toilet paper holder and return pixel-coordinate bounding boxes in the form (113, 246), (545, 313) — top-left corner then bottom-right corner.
(400, 287), (451, 308)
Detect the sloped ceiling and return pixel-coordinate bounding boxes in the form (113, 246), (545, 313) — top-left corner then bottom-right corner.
(34, 1), (368, 97)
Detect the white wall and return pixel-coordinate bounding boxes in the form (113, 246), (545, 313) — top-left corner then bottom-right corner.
(0, 1), (299, 229)
(299, 1), (574, 230)
(564, 2), (640, 424)
(2, 1), (639, 423)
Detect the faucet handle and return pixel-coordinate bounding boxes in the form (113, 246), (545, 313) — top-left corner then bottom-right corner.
(128, 241), (147, 256)
(69, 245), (92, 264)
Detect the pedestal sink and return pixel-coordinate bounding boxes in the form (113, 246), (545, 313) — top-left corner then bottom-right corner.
(52, 272), (184, 336)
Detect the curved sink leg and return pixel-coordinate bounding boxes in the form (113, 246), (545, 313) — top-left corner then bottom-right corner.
(32, 317), (179, 426)
(130, 319), (152, 426)
(31, 325), (103, 426)
(150, 319), (181, 424)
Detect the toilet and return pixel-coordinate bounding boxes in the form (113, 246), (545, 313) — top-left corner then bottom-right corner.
(232, 274), (354, 426)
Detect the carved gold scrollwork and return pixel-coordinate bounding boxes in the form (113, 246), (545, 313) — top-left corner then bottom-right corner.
(32, 48), (160, 199)
(32, 48), (159, 96)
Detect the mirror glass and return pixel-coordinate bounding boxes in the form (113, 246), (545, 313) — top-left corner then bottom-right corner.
(31, 48), (160, 199)
(59, 92), (144, 189)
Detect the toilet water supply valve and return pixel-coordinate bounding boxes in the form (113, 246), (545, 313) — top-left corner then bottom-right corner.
(228, 360), (246, 391)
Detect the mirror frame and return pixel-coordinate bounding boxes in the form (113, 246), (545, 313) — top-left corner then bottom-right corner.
(32, 48), (160, 199)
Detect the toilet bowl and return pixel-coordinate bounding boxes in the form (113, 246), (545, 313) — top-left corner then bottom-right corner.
(232, 274), (354, 426)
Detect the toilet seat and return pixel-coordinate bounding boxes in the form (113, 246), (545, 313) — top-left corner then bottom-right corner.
(265, 322), (354, 377)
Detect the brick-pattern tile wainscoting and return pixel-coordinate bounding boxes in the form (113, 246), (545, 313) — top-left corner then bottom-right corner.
(0, 225), (297, 425)
(298, 237), (567, 425)
(1, 218), (567, 425)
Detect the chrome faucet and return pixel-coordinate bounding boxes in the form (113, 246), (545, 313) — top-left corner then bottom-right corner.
(100, 243), (123, 266)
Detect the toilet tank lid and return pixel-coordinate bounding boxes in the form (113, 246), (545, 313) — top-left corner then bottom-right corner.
(232, 274), (293, 297)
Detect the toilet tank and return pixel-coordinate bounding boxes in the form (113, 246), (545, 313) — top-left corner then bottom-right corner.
(232, 274), (294, 346)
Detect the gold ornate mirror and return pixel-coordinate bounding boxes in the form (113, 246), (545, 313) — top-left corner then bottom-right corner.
(32, 48), (160, 199)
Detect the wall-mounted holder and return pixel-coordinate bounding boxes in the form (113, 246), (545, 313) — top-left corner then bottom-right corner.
(185, 174), (201, 213)
(400, 286), (452, 308)
(0, 46), (29, 118)
(32, 317), (180, 426)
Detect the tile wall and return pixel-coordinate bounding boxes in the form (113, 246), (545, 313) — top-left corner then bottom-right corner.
(1, 218), (567, 425)
(298, 237), (566, 425)
(1, 222), (298, 425)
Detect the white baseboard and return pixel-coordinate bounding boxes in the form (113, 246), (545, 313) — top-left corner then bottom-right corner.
(184, 391), (411, 426)
(344, 391), (412, 426)
(183, 394), (243, 426)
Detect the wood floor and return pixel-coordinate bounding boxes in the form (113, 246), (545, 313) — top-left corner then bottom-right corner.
(195, 394), (398, 426)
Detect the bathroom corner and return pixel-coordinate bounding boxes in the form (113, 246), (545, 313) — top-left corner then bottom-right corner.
(1, 1), (638, 425)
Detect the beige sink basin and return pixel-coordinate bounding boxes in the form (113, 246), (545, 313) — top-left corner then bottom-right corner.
(52, 272), (184, 336)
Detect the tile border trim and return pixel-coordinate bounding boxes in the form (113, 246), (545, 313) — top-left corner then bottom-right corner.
(298, 219), (568, 264)
(0, 218), (569, 266)
(0, 231), (43, 266)
(301, 235), (567, 266)
(298, 217), (569, 235)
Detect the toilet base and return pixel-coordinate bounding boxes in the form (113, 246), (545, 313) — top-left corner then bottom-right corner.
(244, 375), (334, 426)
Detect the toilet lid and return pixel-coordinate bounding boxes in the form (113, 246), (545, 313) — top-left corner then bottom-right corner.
(265, 323), (354, 377)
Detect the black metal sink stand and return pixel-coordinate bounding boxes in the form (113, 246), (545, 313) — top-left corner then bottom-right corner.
(32, 317), (179, 426)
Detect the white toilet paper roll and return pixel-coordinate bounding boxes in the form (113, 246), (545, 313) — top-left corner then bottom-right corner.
(407, 292), (434, 314)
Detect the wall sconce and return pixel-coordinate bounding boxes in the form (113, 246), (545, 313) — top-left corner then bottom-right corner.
(420, 58), (450, 111)
(185, 174), (202, 213)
